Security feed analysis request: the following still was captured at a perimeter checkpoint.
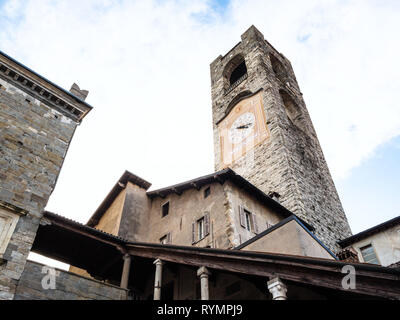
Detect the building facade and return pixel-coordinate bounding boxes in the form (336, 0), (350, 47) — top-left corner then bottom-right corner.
(81, 169), (334, 256)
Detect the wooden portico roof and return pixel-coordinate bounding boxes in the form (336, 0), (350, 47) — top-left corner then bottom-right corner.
(32, 211), (400, 300)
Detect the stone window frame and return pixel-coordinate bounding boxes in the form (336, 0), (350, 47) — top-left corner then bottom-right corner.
(239, 205), (259, 234)
(161, 201), (170, 218)
(198, 217), (205, 240)
(0, 206), (21, 260)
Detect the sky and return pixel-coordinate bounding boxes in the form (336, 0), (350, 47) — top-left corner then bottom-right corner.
(0, 0), (399, 268)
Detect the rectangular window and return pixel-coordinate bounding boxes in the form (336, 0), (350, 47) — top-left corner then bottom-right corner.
(161, 202), (169, 218)
(204, 187), (211, 198)
(160, 235), (168, 244)
(239, 205), (259, 234)
(244, 209), (252, 231)
(192, 213), (210, 244)
(360, 244), (379, 265)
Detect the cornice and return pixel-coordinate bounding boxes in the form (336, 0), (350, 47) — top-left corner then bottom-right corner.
(0, 52), (92, 123)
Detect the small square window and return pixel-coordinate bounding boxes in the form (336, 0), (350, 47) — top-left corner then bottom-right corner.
(160, 235), (168, 244)
(204, 187), (211, 198)
(160, 233), (171, 244)
(162, 202), (169, 218)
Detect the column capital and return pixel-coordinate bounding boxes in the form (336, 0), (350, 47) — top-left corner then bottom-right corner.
(267, 277), (287, 300)
(154, 258), (164, 266)
(123, 253), (131, 260)
(197, 266), (211, 277)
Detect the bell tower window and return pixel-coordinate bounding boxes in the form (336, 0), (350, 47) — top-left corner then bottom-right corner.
(269, 54), (288, 84)
(279, 89), (306, 132)
(223, 54), (248, 92)
(229, 60), (247, 85)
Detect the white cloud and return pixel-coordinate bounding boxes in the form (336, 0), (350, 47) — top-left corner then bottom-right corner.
(0, 0), (399, 227)
(229, 0), (400, 179)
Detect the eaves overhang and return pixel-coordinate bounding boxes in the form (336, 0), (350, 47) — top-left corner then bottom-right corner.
(338, 215), (400, 248)
(147, 168), (314, 231)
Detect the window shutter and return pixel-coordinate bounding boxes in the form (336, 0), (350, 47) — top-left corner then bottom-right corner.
(204, 213), (210, 236)
(252, 214), (259, 234)
(239, 205), (246, 228)
(167, 232), (172, 244)
(192, 222), (196, 244)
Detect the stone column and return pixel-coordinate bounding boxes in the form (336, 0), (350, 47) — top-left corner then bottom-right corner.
(153, 259), (164, 300)
(197, 266), (211, 300)
(120, 254), (131, 289)
(267, 277), (287, 300)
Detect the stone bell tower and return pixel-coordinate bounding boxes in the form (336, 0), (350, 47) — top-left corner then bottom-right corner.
(210, 26), (352, 252)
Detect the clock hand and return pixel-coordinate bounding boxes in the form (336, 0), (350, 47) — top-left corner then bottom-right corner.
(236, 123), (252, 129)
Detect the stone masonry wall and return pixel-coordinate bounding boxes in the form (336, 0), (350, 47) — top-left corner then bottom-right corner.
(0, 77), (78, 299)
(210, 26), (352, 252)
(14, 261), (127, 300)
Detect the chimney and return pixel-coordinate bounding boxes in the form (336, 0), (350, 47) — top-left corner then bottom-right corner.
(337, 248), (359, 263)
(70, 83), (89, 101)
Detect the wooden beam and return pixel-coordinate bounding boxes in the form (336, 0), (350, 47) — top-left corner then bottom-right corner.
(214, 175), (224, 185)
(191, 182), (201, 191)
(125, 244), (400, 299)
(156, 191), (165, 199)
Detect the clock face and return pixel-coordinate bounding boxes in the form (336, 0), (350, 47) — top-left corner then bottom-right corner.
(228, 112), (255, 144)
(217, 91), (269, 169)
